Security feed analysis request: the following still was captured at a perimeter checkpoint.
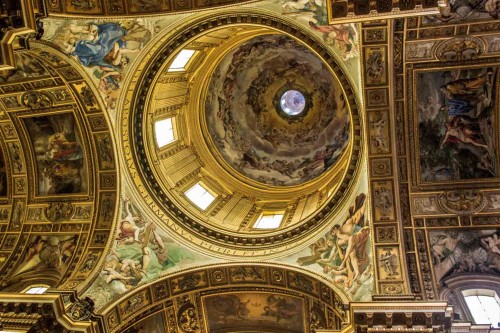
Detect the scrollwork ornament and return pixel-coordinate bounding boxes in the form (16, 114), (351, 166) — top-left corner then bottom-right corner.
(269, 271), (281, 284)
(437, 189), (487, 215)
(177, 296), (199, 332)
(21, 91), (53, 109)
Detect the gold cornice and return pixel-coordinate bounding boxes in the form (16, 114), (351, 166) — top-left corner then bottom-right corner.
(45, 0), (262, 19)
(0, 293), (99, 332)
(0, 28), (35, 71)
(0, 0), (39, 71)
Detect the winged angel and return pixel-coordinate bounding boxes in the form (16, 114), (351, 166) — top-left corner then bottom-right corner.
(298, 193), (371, 289)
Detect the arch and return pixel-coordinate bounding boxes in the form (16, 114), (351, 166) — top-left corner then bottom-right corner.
(440, 274), (500, 324)
(0, 42), (121, 293)
(97, 262), (351, 333)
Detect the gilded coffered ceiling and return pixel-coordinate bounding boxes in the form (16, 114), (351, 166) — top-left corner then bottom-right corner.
(0, 43), (119, 293)
(1, 0), (500, 332)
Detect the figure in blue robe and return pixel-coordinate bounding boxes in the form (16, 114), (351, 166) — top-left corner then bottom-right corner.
(441, 98), (475, 116)
(73, 23), (127, 68)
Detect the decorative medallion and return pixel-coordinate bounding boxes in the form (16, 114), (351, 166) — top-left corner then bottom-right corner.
(437, 189), (487, 215)
(44, 202), (74, 222)
(436, 36), (485, 61)
(68, 297), (95, 321)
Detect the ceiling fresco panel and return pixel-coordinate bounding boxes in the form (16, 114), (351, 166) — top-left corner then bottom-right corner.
(410, 64), (499, 187)
(203, 292), (306, 333)
(122, 311), (167, 333)
(22, 112), (88, 196)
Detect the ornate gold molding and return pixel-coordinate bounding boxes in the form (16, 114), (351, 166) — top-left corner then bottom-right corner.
(0, 0), (41, 71)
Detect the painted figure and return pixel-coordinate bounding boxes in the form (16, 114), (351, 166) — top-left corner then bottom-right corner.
(49, 20), (150, 108)
(280, 0), (358, 60)
(418, 67), (497, 181)
(24, 114), (86, 195)
(297, 193), (371, 292)
(430, 230), (500, 284)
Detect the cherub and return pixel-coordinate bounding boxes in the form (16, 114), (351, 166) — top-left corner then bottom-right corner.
(103, 263), (135, 284)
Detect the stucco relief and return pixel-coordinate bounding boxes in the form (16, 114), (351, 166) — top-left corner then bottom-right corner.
(429, 229), (500, 285)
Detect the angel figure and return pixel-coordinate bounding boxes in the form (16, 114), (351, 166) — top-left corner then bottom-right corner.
(329, 193), (370, 282)
(117, 198), (146, 244)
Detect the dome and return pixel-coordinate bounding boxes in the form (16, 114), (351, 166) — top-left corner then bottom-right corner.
(123, 12), (363, 258)
(204, 34), (350, 187)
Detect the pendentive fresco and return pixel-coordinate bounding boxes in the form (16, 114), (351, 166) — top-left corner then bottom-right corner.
(279, 0), (359, 61)
(41, 18), (162, 110)
(280, 172), (373, 302)
(83, 195), (215, 310)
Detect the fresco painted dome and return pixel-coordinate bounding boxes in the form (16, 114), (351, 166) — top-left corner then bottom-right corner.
(127, 16), (363, 257)
(205, 34), (350, 187)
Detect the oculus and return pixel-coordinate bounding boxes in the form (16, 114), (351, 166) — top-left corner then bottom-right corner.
(280, 89), (306, 116)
